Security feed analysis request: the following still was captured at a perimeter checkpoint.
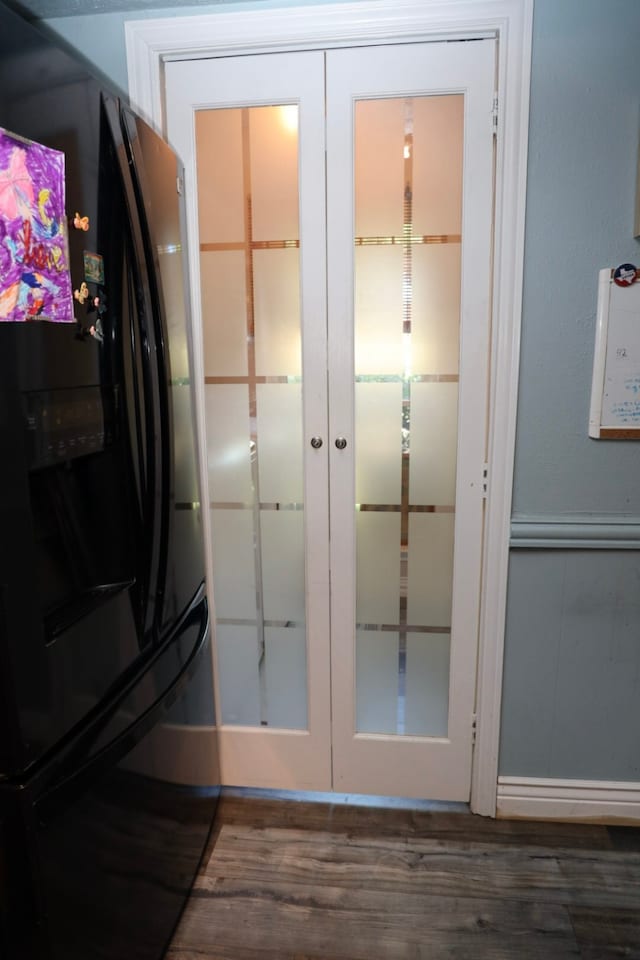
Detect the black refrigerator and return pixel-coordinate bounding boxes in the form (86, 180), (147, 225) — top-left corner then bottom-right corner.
(0, 3), (220, 958)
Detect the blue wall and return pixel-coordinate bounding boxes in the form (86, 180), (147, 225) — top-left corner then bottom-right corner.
(512, 0), (640, 520)
(43, 0), (640, 785)
(43, 0), (365, 96)
(500, 0), (640, 782)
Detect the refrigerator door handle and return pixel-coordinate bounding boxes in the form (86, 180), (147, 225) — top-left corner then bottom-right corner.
(35, 592), (209, 825)
(119, 106), (173, 643)
(102, 94), (167, 641)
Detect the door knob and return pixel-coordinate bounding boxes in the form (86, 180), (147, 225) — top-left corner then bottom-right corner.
(310, 436), (323, 449)
(335, 437), (347, 450)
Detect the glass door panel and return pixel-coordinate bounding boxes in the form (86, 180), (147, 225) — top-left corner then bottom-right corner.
(355, 381), (403, 504)
(412, 246), (461, 375)
(354, 98), (404, 237)
(196, 105), (307, 731)
(410, 381), (459, 504)
(200, 251), (248, 377)
(353, 94), (462, 738)
(354, 247), (404, 375)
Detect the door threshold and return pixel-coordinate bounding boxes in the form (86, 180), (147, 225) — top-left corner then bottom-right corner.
(220, 785), (469, 813)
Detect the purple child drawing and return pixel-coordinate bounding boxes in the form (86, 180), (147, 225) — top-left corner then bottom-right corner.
(0, 128), (74, 323)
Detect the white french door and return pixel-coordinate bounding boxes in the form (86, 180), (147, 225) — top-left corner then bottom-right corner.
(165, 37), (495, 801)
(326, 42), (494, 799)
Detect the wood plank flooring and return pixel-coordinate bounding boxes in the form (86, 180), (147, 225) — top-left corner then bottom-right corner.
(167, 795), (640, 960)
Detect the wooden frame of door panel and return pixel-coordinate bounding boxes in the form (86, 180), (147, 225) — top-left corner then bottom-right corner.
(126, 0), (534, 817)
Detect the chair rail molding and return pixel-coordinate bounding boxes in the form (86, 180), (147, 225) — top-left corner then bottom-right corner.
(126, 0), (534, 818)
(511, 515), (640, 549)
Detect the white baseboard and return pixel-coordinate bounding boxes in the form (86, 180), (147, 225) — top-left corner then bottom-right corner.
(497, 776), (640, 824)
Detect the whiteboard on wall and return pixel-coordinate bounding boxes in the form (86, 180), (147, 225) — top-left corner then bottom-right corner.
(589, 267), (640, 439)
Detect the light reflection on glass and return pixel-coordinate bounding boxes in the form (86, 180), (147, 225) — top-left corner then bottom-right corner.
(353, 94), (463, 738)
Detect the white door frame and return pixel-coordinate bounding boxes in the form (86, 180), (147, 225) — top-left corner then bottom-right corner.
(125, 0), (533, 817)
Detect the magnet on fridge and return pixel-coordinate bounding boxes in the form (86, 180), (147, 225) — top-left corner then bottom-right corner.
(74, 281), (89, 305)
(83, 250), (104, 285)
(73, 212), (89, 231)
(613, 263), (638, 287)
(94, 292), (107, 317)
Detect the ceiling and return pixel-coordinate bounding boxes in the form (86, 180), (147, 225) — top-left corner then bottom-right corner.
(9, 0), (232, 18)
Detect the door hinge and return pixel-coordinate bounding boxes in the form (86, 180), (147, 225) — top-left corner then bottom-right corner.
(492, 93), (499, 134)
(482, 462), (489, 500)
(471, 713), (478, 747)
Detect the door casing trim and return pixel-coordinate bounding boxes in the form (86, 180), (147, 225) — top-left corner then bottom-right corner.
(125, 0), (533, 817)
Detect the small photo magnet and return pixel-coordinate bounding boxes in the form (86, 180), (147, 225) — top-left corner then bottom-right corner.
(83, 250), (105, 285)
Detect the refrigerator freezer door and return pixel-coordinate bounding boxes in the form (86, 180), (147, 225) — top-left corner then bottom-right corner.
(0, 5), (205, 774)
(0, 95), (153, 775)
(0, 588), (217, 960)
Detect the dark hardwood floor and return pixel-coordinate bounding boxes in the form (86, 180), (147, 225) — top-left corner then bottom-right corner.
(167, 794), (640, 960)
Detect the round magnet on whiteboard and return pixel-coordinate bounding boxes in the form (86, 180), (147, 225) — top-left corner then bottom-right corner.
(613, 263), (638, 287)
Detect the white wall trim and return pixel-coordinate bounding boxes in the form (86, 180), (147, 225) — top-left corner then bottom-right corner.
(510, 516), (640, 549)
(498, 777), (640, 824)
(125, 0), (534, 818)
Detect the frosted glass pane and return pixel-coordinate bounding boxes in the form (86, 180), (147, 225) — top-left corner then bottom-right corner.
(210, 508), (256, 620)
(412, 245), (461, 376)
(204, 385), (252, 503)
(356, 512), (401, 624)
(217, 624), (261, 726)
(355, 382), (402, 505)
(412, 96), (463, 236)
(260, 510), (305, 623)
(254, 250), (301, 377)
(264, 626), (307, 729)
(250, 105), (299, 242)
(355, 247), (403, 376)
(356, 630), (398, 733)
(407, 514), (454, 628)
(257, 383), (303, 504)
(196, 108), (244, 244)
(410, 382), (459, 506)
(201, 251), (248, 377)
(172, 384), (199, 501)
(405, 634), (450, 737)
(355, 99), (404, 238)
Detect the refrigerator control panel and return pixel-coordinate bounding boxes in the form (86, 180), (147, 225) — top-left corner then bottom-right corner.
(22, 385), (112, 470)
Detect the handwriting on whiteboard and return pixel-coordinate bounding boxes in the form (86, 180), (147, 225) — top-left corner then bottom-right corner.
(610, 399), (640, 422)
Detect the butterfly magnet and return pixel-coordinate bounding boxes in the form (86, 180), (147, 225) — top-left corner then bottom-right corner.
(73, 211), (89, 231)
